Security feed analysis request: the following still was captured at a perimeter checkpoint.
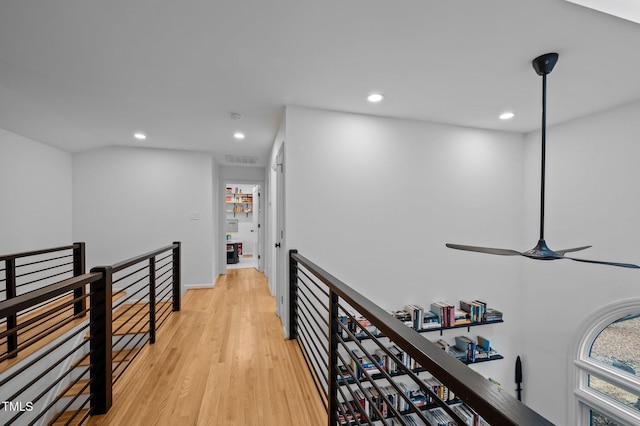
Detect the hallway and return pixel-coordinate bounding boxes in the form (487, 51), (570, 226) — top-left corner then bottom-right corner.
(88, 268), (325, 426)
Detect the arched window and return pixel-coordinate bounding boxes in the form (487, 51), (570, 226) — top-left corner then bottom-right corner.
(571, 299), (640, 425)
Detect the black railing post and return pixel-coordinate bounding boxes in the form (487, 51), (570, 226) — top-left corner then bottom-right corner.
(172, 241), (181, 312)
(5, 258), (18, 358)
(148, 257), (157, 344)
(327, 290), (339, 426)
(289, 249), (298, 340)
(73, 242), (87, 317)
(89, 266), (113, 415)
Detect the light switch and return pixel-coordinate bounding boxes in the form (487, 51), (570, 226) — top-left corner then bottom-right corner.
(190, 211), (199, 220)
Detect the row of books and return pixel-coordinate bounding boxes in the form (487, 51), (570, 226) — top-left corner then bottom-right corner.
(337, 300), (503, 342)
(337, 377), (488, 425)
(435, 335), (497, 363)
(392, 301), (503, 331)
(341, 334), (499, 384)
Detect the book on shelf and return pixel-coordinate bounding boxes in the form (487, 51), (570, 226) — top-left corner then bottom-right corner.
(484, 307), (503, 322)
(454, 335), (477, 363)
(476, 335), (490, 352)
(422, 310), (441, 329)
(430, 301), (455, 327)
(391, 309), (413, 328)
(424, 407), (455, 426)
(454, 308), (471, 325)
(405, 304), (425, 330)
(350, 349), (383, 379)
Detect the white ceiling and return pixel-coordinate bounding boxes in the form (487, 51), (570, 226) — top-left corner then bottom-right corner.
(1, 0), (640, 167)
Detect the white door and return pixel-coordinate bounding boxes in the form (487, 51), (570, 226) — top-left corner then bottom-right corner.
(252, 185), (262, 271)
(274, 144), (286, 324)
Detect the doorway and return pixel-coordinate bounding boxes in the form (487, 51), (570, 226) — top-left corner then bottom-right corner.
(224, 182), (263, 270)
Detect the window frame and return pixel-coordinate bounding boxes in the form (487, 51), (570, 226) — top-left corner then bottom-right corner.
(570, 298), (640, 425)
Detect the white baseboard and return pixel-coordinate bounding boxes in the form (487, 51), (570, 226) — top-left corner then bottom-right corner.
(183, 282), (214, 290)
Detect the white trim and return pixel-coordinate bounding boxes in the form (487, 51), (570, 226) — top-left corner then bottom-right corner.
(569, 298), (640, 425)
(183, 282), (215, 290)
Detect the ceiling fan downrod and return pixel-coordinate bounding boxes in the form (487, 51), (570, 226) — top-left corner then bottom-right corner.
(532, 53), (558, 243)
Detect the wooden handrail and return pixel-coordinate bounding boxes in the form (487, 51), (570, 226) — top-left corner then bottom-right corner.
(0, 273), (101, 318)
(111, 243), (179, 273)
(290, 250), (554, 426)
(0, 243), (81, 261)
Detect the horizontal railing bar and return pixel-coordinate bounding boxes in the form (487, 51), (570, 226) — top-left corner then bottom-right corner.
(111, 244), (178, 273)
(15, 292), (69, 318)
(0, 323), (90, 387)
(16, 253), (73, 269)
(336, 320), (446, 425)
(112, 301), (149, 336)
(6, 339), (89, 403)
(292, 252), (553, 426)
(156, 274), (172, 290)
(0, 244), (78, 262)
(296, 312), (329, 372)
(3, 308), (90, 362)
(296, 288), (329, 330)
(16, 268), (74, 288)
(15, 260), (74, 278)
(295, 337), (329, 411)
(155, 267), (172, 283)
(155, 286), (173, 305)
(296, 265), (331, 299)
(0, 298), (71, 340)
(113, 263), (148, 285)
(295, 322), (329, 392)
(112, 334), (147, 386)
(335, 349), (389, 425)
(115, 274), (149, 296)
(17, 304), (76, 342)
(34, 366), (92, 426)
(156, 252), (173, 263)
(297, 276), (330, 312)
(0, 273), (101, 318)
(333, 359), (377, 426)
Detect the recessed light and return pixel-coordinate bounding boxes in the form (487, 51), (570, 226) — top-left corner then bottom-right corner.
(233, 132), (245, 140)
(134, 132), (147, 140)
(499, 112), (515, 120)
(367, 93), (384, 103)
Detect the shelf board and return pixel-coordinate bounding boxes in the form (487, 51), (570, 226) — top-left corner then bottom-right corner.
(344, 319), (503, 342)
(338, 354), (503, 386)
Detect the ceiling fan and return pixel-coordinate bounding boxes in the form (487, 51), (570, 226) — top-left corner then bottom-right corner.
(446, 53), (640, 269)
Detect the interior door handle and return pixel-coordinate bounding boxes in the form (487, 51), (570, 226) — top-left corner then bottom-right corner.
(275, 243), (281, 248)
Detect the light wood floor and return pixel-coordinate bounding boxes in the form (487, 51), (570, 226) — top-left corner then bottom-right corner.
(87, 268), (325, 426)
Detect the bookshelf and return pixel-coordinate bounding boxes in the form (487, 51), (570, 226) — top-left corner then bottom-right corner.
(225, 191), (253, 217)
(335, 301), (503, 424)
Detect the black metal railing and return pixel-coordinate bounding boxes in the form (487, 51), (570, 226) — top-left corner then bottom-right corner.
(290, 250), (555, 426)
(93, 241), (181, 385)
(0, 272), (101, 426)
(0, 242), (181, 426)
(0, 243), (86, 360)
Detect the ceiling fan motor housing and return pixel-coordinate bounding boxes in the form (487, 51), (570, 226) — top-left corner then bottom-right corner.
(532, 53), (559, 75)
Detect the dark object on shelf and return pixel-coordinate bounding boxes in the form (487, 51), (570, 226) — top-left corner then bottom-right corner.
(446, 53), (640, 269)
(515, 355), (523, 401)
(226, 242), (238, 264)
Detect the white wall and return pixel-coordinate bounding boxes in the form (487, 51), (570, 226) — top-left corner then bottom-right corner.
(520, 100), (640, 424)
(283, 106), (526, 393)
(72, 146), (214, 289)
(0, 128), (72, 252)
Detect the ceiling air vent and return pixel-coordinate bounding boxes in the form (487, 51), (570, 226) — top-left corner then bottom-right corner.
(225, 155), (258, 165)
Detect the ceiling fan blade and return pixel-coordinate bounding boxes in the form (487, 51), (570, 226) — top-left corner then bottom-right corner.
(446, 243), (521, 256)
(554, 245), (592, 256)
(564, 256), (640, 269)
